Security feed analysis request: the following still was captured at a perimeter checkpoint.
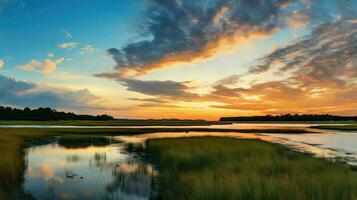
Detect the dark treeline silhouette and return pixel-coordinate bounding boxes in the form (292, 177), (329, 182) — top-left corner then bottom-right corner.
(220, 114), (357, 121)
(0, 106), (114, 121)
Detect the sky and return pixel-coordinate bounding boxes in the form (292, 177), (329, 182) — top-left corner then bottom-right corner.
(0, 0), (356, 120)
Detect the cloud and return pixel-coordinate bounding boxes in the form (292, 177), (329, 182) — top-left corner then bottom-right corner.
(285, 9), (310, 29)
(97, 0), (297, 79)
(0, 75), (35, 99)
(80, 45), (96, 54)
(249, 19), (357, 87)
(61, 29), (73, 38)
(17, 58), (64, 73)
(128, 97), (179, 108)
(47, 52), (54, 58)
(0, 59), (4, 69)
(210, 19), (357, 115)
(121, 79), (199, 98)
(0, 74), (102, 110)
(58, 42), (79, 49)
(304, 0), (357, 23)
(128, 97), (169, 104)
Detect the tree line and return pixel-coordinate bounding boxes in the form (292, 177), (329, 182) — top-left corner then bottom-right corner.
(0, 106), (114, 121)
(220, 114), (357, 121)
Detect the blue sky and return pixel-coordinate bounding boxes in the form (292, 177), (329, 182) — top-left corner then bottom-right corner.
(0, 0), (142, 67)
(0, 0), (356, 119)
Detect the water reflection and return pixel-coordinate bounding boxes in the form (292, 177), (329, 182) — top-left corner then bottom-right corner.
(23, 139), (157, 200)
(106, 160), (157, 199)
(65, 155), (82, 164)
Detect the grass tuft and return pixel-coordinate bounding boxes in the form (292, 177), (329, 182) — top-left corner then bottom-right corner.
(57, 134), (111, 149)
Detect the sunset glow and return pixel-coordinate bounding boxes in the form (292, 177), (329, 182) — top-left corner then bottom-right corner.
(0, 0), (356, 119)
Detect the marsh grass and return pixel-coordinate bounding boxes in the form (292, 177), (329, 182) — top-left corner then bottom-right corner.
(0, 135), (24, 200)
(0, 126), (332, 199)
(146, 137), (357, 200)
(57, 134), (111, 149)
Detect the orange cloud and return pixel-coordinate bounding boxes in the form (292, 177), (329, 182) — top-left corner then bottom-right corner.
(0, 59), (4, 69)
(97, 0), (293, 80)
(17, 58), (64, 73)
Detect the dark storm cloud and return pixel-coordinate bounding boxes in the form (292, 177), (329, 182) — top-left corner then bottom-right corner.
(0, 75), (101, 110)
(97, 0), (295, 79)
(121, 79), (198, 98)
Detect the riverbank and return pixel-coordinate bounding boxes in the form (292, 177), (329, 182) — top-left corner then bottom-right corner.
(311, 124), (357, 131)
(146, 137), (357, 200)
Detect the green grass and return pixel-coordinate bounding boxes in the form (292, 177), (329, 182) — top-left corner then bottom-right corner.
(146, 137), (357, 200)
(0, 135), (24, 190)
(0, 126), (320, 199)
(311, 125), (357, 131)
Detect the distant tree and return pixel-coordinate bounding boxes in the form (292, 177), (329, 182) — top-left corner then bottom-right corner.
(220, 114), (357, 121)
(0, 106), (114, 121)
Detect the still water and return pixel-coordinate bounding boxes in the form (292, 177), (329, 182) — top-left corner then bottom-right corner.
(16, 123), (357, 199)
(22, 139), (157, 200)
